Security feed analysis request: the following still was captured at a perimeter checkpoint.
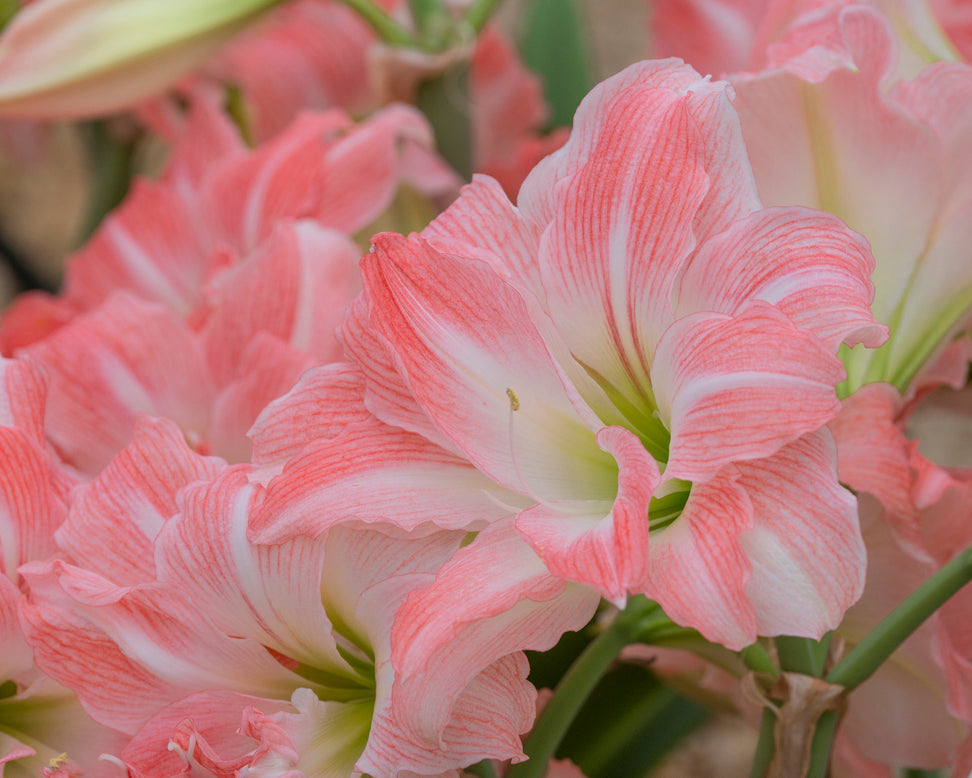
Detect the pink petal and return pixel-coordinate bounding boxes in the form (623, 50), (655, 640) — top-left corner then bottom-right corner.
(514, 425), (661, 602)
(248, 362), (371, 469)
(673, 206), (885, 350)
(24, 293), (216, 476)
(250, 417), (519, 543)
(645, 468), (757, 650)
(20, 559), (301, 734)
(154, 466), (352, 676)
(736, 430), (865, 637)
(55, 415), (224, 587)
(363, 232), (612, 501)
(200, 220), (361, 383)
(655, 304), (845, 482)
(379, 521), (599, 771)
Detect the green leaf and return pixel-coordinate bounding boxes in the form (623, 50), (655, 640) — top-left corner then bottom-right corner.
(519, 0), (592, 129)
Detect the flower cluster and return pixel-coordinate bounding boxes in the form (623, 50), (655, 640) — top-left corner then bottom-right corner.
(0, 0), (969, 776)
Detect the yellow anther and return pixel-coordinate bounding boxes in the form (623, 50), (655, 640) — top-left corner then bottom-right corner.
(506, 387), (520, 411)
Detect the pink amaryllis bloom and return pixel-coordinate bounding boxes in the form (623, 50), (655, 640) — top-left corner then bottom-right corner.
(255, 59), (885, 651)
(20, 413), (590, 776)
(0, 356), (128, 775)
(723, 3), (972, 394)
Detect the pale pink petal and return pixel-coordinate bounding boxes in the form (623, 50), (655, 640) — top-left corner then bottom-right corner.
(0, 427), (67, 582)
(204, 111), (352, 253)
(55, 415), (224, 587)
(828, 383), (917, 525)
(24, 293), (216, 476)
(340, 292), (460, 454)
(654, 304), (845, 482)
(373, 521), (599, 773)
(200, 220), (361, 383)
(736, 430), (864, 637)
(0, 574), (31, 681)
(515, 426), (661, 602)
(645, 469), (757, 650)
(314, 104), (440, 235)
(154, 466), (353, 676)
(0, 356), (48, 443)
(538, 79), (709, 397)
(248, 362), (371, 469)
(250, 417), (520, 543)
(363, 232), (613, 501)
(206, 0), (379, 140)
(63, 179), (208, 317)
(20, 559), (301, 734)
(206, 333), (314, 464)
(673, 206), (885, 350)
(121, 691), (295, 777)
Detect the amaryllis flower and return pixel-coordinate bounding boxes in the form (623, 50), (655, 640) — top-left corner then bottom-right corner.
(20, 415), (587, 776)
(0, 356), (128, 775)
(255, 59), (885, 652)
(727, 3), (972, 393)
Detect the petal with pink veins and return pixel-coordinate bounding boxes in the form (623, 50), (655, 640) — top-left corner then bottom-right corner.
(655, 303), (845, 482)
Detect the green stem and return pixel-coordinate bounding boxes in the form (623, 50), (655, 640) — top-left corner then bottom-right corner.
(508, 597), (655, 778)
(775, 634), (830, 677)
(804, 543), (972, 775)
(465, 759), (499, 778)
(464, 0), (504, 32)
(828, 544), (972, 689)
(804, 710), (838, 778)
(749, 708), (777, 778)
(335, 0), (414, 45)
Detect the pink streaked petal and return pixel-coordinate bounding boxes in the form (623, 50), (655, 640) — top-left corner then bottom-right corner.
(656, 304), (845, 482)
(251, 417), (519, 544)
(205, 111), (352, 252)
(341, 292), (460, 454)
(829, 383), (917, 525)
(315, 104), (439, 235)
(0, 426), (67, 581)
(364, 232), (613, 501)
(515, 426), (660, 602)
(155, 466), (351, 676)
(736, 430), (864, 638)
(55, 415), (225, 587)
(673, 206), (884, 350)
(206, 333), (315, 464)
(732, 14), (941, 339)
(20, 559), (301, 734)
(517, 60), (752, 231)
(646, 469), (756, 650)
(63, 180), (208, 317)
(365, 653), (534, 777)
(389, 521), (600, 750)
(24, 293), (216, 477)
(0, 574), (31, 681)
(0, 356), (48, 443)
(201, 221), (360, 385)
(539, 82), (709, 398)
(121, 691), (295, 777)
(248, 362), (371, 469)
(151, 95), (244, 199)
(423, 176), (544, 301)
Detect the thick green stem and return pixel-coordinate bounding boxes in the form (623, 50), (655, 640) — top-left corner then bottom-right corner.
(464, 0), (504, 32)
(508, 597), (655, 778)
(740, 642), (778, 678)
(79, 121), (137, 245)
(803, 543), (972, 775)
(336, 0), (414, 45)
(775, 634), (830, 677)
(416, 63), (473, 180)
(749, 708), (777, 778)
(828, 544), (972, 689)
